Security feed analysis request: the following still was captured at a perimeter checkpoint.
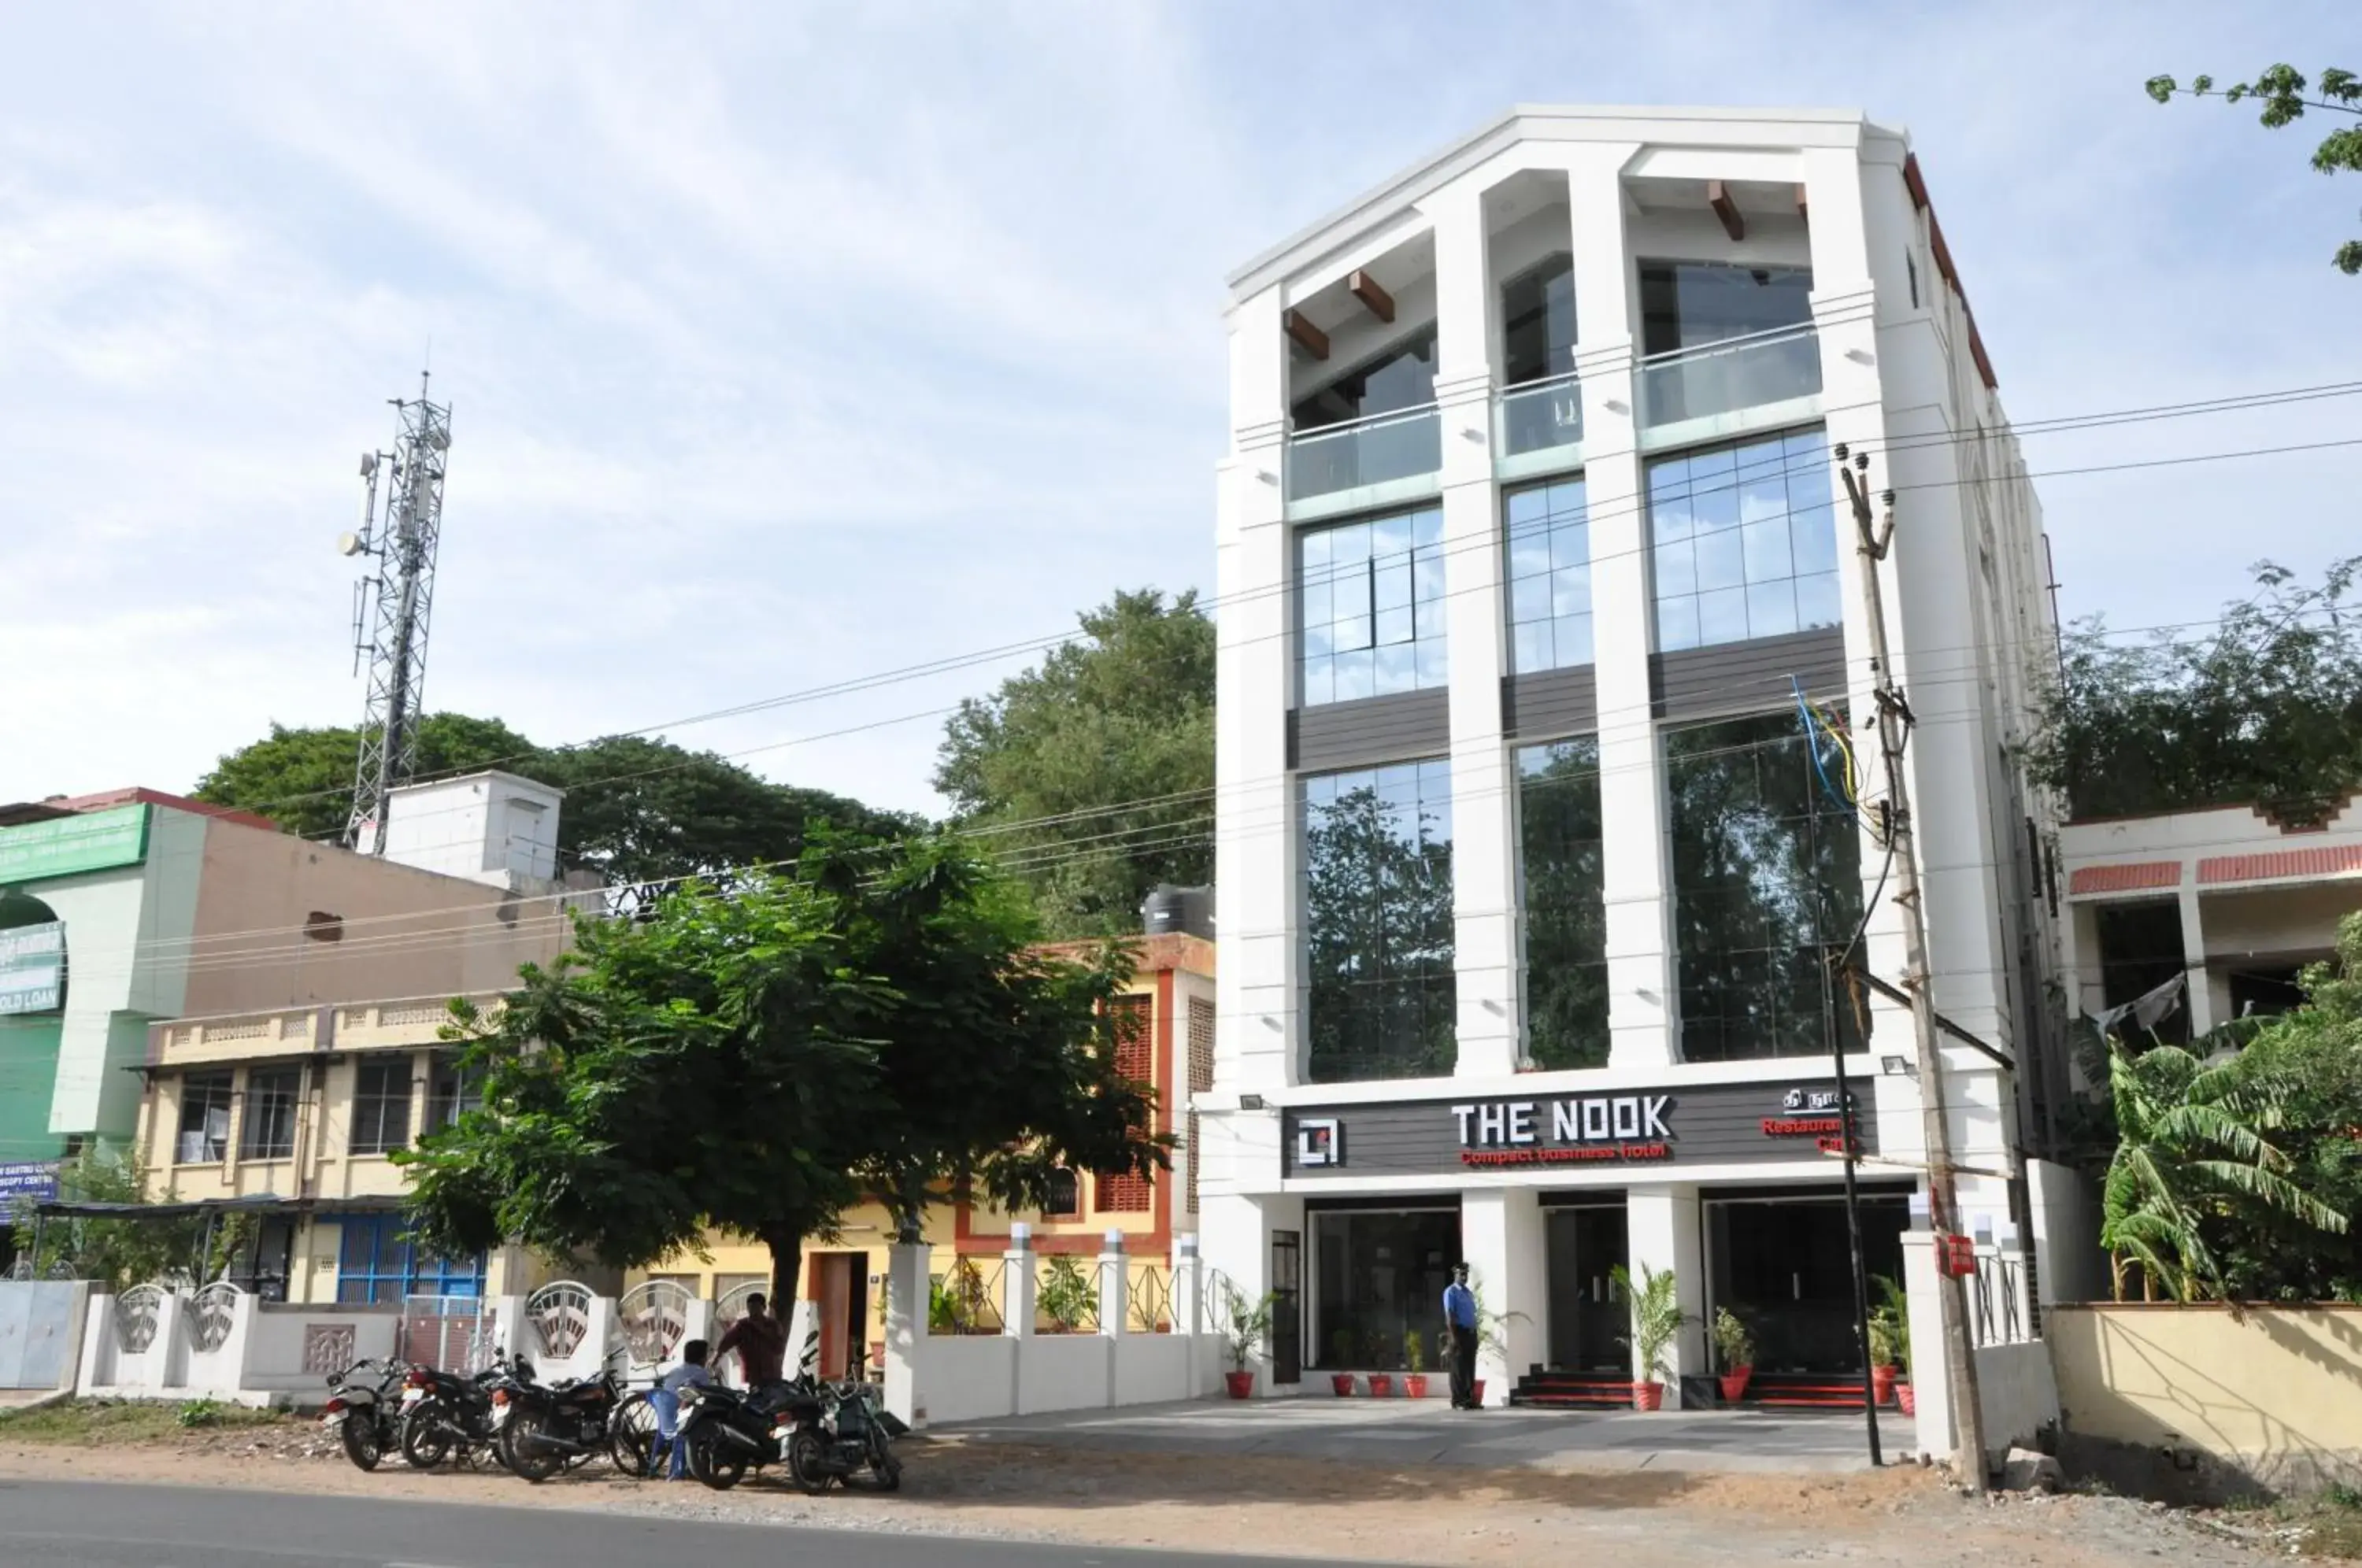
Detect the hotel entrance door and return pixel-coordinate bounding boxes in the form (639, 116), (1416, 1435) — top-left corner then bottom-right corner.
(1544, 1205), (1627, 1371)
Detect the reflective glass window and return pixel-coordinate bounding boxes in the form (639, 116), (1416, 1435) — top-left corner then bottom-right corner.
(1304, 758), (1456, 1082)
(1650, 429), (1839, 653)
(1505, 477), (1593, 673)
(1665, 713), (1864, 1061)
(1516, 738), (1607, 1068)
(1300, 508), (1447, 706)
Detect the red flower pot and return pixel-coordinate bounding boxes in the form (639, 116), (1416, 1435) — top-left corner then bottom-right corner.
(1224, 1371), (1255, 1400)
(1632, 1381), (1664, 1411)
(1896, 1383), (1916, 1417)
(1471, 1379), (1485, 1405)
(1331, 1374), (1356, 1396)
(1718, 1366), (1753, 1403)
(1367, 1374), (1394, 1397)
(1404, 1374), (1429, 1399)
(1871, 1364), (1898, 1405)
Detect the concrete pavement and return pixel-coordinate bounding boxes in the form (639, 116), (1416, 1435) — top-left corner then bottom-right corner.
(940, 1394), (1916, 1473)
(0, 1479), (1362, 1568)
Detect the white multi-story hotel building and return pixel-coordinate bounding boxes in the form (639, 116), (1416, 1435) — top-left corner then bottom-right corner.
(1198, 105), (2078, 1424)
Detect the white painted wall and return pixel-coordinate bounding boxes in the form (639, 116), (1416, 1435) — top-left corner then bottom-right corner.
(1974, 1340), (2061, 1457)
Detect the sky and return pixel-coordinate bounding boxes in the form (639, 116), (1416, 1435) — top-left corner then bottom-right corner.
(2, 2), (2357, 819)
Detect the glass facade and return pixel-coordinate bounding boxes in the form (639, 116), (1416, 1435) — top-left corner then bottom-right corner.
(1516, 738), (1607, 1069)
(1312, 1207), (1460, 1370)
(1638, 261), (1814, 356)
(1304, 760), (1456, 1082)
(1665, 713), (1865, 1061)
(1505, 477), (1592, 672)
(1290, 324), (1439, 431)
(1501, 253), (1576, 384)
(1649, 429), (1840, 653)
(1299, 508), (1447, 705)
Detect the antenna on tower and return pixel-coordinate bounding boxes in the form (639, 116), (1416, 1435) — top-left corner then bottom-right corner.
(340, 370), (452, 853)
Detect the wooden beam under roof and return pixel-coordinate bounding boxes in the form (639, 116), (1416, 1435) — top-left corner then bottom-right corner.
(1346, 268), (1395, 324)
(1707, 179), (1745, 242)
(1283, 308), (1330, 361)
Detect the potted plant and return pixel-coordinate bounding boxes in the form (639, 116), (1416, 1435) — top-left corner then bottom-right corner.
(1868, 1274), (1905, 1407)
(1038, 1254), (1094, 1334)
(1329, 1329), (1357, 1396)
(1220, 1281), (1275, 1400)
(1364, 1329), (1394, 1397)
(1712, 1307), (1756, 1403)
(1611, 1263), (1686, 1411)
(1403, 1329), (1429, 1399)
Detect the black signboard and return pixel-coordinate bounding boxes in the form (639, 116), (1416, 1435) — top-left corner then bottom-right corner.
(1282, 1080), (1874, 1179)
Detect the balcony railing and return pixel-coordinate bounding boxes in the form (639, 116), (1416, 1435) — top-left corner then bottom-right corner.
(1498, 370), (1583, 458)
(1638, 323), (1822, 430)
(1287, 404), (1441, 501)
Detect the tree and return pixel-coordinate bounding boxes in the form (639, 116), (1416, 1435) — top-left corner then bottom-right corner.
(2097, 1032), (2348, 1303)
(935, 590), (1214, 937)
(2025, 557), (2362, 824)
(192, 714), (533, 839)
(6, 1151), (250, 1294)
(2145, 66), (2362, 275)
(194, 717), (913, 898)
(398, 834), (1167, 1304)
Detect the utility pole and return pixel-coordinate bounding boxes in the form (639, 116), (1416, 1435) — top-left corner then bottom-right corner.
(1834, 442), (1989, 1492)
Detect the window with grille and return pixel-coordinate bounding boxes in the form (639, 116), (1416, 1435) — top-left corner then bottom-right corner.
(1186, 1109), (1201, 1215)
(334, 1212), (485, 1305)
(1044, 1169), (1080, 1217)
(239, 1067), (301, 1159)
(177, 1074), (232, 1164)
(1096, 996), (1154, 1211)
(1187, 996), (1214, 1093)
(350, 1056), (413, 1155)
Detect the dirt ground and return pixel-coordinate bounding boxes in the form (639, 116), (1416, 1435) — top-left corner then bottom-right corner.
(0, 1413), (2303, 1567)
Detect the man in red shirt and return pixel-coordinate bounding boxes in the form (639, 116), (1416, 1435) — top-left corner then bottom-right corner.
(716, 1292), (789, 1389)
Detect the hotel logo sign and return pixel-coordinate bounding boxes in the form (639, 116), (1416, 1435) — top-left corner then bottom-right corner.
(1281, 1079), (1876, 1180)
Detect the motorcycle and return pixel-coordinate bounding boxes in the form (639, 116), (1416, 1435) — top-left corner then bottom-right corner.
(398, 1352), (526, 1470)
(490, 1352), (628, 1482)
(779, 1378), (907, 1494)
(320, 1358), (409, 1472)
(668, 1378), (796, 1491)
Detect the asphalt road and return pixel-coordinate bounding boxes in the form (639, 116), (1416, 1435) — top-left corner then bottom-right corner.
(0, 1481), (1354, 1568)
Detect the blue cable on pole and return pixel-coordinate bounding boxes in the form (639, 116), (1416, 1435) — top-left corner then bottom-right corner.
(1792, 677), (1855, 816)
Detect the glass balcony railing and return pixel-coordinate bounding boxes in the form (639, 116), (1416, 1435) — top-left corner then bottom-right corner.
(1638, 323), (1823, 430)
(1287, 404), (1441, 501)
(1498, 370), (1583, 458)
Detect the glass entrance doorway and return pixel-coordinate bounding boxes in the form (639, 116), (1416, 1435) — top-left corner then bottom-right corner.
(1705, 1190), (1908, 1373)
(1544, 1204), (1627, 1371)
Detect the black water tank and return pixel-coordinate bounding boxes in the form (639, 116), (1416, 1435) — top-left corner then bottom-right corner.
(1140, 883), (1215, 940)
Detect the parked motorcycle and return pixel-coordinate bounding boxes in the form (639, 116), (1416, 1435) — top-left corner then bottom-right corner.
(490, 1353), (628, 1482)
(398, 1352), (525, 1470)
(320, 1358), (409, 1472)
(668, 1378), (796, 1490)
(779, 1378), (906, 1494)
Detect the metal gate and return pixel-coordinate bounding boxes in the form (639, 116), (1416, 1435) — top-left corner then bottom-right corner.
(0, 1281), (82, 1390)
(1270, 1230), (1302, 1385)
(400, 1294), (496, 1372)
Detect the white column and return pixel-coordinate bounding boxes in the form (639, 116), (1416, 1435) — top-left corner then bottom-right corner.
(1899, 1230), (1949, 1463)
(1460, 1187), (1546, 1407)
(1217, 287), (1301, 1096)
(1097, 1230), (1128, 1338)
(1431, 183), (1519, 1078)
(2177, 879), (2214, 1037)
(1564, 146), (1673, 1069)
(1001, 1224), (1035, 1339)
(1624, 1184), (1705, 1395)
(882, 1240), (928, 1429)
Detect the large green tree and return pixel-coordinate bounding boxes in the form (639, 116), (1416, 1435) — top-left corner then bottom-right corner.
(935, 590), (1214, 937)
(194, 718), (911, 900)
(397, 834), (1165, 1302)
(2146, 65), (2362, 275)
(2026, 557), (2362, 824)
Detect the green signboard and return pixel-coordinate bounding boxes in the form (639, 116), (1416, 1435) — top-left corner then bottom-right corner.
(0, 920), (65, 1015)
(0, 804), (150, 884)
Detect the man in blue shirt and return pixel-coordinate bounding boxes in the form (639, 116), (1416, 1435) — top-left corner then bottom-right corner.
(1442, 1263), (1480, 1410)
